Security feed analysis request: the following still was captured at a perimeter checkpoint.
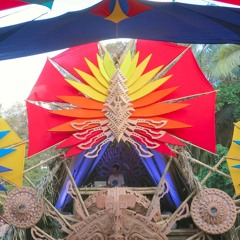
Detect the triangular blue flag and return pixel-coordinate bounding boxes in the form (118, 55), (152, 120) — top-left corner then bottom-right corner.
(0, 148), (16, 158)
(0, 184), (7, 191)
(0, 166), (12, 173)
(0, 130), (10, 140)
(232, 164), (240, 169)
(233, 140), (240, 145)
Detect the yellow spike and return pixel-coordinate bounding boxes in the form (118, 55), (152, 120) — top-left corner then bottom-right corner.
(85, 58), (109, 88)
(128, 65), (163, 94)
(125, 51), (139, 81)
(97, 54), (110, 81)
(105, 0), (128, 23)
(74, 68), (108, 95)
(120, 51), (132, 77)
(126, 54), (151, 87)
(129, 75), (172, 101)
(66, 79), (106, 102)
(103, 52), (116, 78)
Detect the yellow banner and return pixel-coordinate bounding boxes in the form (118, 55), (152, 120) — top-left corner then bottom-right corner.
(226, 121), (240, 196)
(0, 118), (26, 186)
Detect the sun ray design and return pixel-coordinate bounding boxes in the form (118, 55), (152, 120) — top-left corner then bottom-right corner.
(26, 40), (216, 158)
(48, 45), (193, 158)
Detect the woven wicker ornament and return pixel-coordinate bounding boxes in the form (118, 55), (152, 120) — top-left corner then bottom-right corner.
(4, 187), (44, 228)
(191, 188), (237, 235)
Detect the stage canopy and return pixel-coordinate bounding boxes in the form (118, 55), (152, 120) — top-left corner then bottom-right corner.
(0, 0), (240, 60)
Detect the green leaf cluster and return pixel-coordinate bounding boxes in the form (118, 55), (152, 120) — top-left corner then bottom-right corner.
(197, 144), (234, 197)
(216, 81), (240, 119)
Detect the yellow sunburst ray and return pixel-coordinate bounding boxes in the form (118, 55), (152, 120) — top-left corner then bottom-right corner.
(120, 51), (132, 77)
(65, 79), (106, 102)
(125, 51), (139, 80)
(129, 75), (172, 101)
(74, 68), (108, 95)
(128, 65), (163, 94)
(97, 54), (111, 81)
(103, 52), (116, 78)
(126, 54), (152, 87)
(84, 58), (110, 88)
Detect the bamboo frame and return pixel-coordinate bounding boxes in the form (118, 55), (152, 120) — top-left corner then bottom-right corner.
(153, 44), (192, 82)
(173, 149), (231, 179)
(32, 226), (55, 240)
(2, 140), (28, 149)
(24, 175), (73, 231)
(24, 154), (63, 173)
(146, 156), (174, 217)
(63, 161), (89, 217)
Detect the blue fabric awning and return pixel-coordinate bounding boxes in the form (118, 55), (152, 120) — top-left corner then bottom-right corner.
(1, 1), (240, 60)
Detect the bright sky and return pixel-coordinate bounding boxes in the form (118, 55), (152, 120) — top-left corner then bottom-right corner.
(0, 50), (64, 109)
(0, 0), (237, 110)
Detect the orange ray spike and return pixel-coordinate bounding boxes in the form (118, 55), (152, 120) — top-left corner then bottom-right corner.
(57, 96), (103, 109)
(51, 108), (105, 119)
(132, 87), (179, 108)
(131, 102), (189, 117)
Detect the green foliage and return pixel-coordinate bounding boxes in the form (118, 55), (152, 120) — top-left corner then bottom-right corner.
(1, 102), (28, 140)
(197, 144), (234, 197)
(216, 81), (240, 119)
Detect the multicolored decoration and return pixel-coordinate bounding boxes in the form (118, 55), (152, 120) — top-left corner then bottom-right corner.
(191, 188), (237, 235)
(226, 121), (240, 195)
(27, 40), (216, 159)
(0, 118), (26, 186)
(3, 187), (44, 229)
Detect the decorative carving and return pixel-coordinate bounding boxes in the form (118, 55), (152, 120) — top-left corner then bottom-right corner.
(104, 68), (133, 142)
(4, 187), (44, 229)
(84, 188), (161, 222)
(64, 188), (167, 239)
(163, 203), (190, 235)
(191, 188), (237, 235)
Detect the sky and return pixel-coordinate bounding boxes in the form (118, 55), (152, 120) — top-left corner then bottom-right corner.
(0, 0), (237, 110)
(0, 50), (64, 109)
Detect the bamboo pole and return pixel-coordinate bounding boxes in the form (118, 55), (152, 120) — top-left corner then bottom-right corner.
(32, 226), (56, 240)
(163, 90), (218, 105)
(0, 194), (6, 199)
(173, 136), (218, 156)
(225, 156), (240, 162)
(200, 156), (226, 186)
(24, 175), (73, 230)
(78, 187), (157, 195)
(146, 156), (174, 217)
(25, 141), (62, 160)
(174, 150), (231, 179)
(153, 44), (192, 82)
(63, 161), (89, 217)
(24, 154), (63, 173)
(186, 231), (204, 240)
(2, 140), (28, 149)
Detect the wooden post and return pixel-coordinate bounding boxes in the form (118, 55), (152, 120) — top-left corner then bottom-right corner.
(32, 226), (56, 240)
(146, 156), (174, 218)
(174, 150), (231, 179)
(24, 175), (73, 230)
(63, 161), (89, 217)
(24, 154), (62, 173)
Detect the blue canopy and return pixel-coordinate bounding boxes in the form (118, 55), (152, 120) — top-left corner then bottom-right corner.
(1, 0), (240, 60)
(56, 144), (182, 212)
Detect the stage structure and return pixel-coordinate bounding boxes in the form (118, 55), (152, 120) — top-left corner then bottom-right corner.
(0, 40), (239, 239)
